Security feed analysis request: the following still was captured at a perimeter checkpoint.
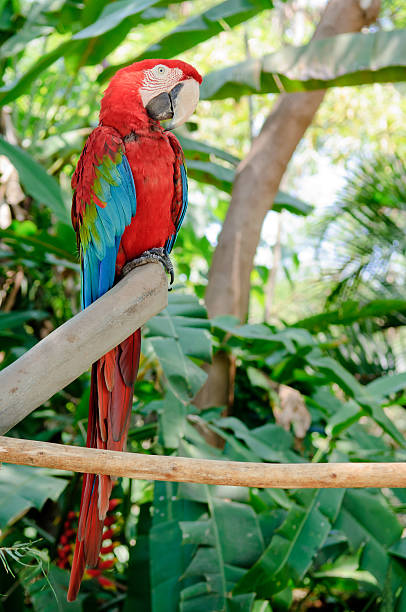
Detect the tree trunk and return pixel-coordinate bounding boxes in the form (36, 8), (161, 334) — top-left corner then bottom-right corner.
(198, 0), (381, 409)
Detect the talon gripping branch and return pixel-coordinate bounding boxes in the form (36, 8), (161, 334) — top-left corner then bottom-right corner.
(69, 59), (202, 601)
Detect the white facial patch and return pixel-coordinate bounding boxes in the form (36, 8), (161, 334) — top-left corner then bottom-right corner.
(165, 78), (200, 129)
(140, 65), (183, 107)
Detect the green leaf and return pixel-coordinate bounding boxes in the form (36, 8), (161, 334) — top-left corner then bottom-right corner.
(234, 489), (345, 597)
(27, 565), (85, 611)
(366, 372), (406, 400)
(72, 0), (158, 39)
(156, 391), (188, 449)
(201, 29), (406, 100)
(335, 490), (403, 585)
(0, 137), (68, 222)
(0, 40), (76, 107)
(389, 538), (406, 561)
(212, 417), (303, 463)
(273, 191), (313, 216)
(98, 0), (274, 83)
(150, 336), (207, 402)
(186, 159), (235, 193)
(305, 350), (406, 446)
(0, 464), (68, 528)
(146, 294), (211, 403)
(0, 23), (51, 60)
(180, 490), (264, 611)
(150, 482), (203, 612)
(0, 223), (77, 265)
(180, 136), (311, 214)
(294, 299), (406, 332)
(124, 503), (152, 611)
(178, 135), (240, 167)
(325, 400), (364, 437)
(0, 309), (48, 332)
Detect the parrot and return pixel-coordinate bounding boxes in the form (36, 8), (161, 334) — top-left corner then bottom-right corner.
(68, 59), (202, 601)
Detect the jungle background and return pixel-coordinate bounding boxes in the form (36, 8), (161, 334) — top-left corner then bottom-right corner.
(1, 0), (406, 610)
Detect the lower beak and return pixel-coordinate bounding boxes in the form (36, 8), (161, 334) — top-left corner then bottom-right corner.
(146, 79), (200, 130)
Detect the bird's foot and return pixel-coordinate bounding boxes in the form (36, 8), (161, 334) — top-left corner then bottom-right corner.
(122, 248), (174, 288)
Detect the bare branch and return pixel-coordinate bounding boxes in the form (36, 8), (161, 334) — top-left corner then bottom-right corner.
(1, 436), (405, 489)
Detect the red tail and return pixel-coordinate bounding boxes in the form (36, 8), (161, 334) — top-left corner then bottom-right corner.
(67, 329), (141, 602)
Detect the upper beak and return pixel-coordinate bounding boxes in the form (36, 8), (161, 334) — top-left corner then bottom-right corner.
(145, 79), (200, 130)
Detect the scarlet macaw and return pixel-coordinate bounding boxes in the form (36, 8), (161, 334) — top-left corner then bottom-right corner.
(68, 59), (202, 601)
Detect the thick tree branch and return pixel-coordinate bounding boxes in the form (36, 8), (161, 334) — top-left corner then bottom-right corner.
(200, 0), (381, 408)
(0, 263), (168, 434)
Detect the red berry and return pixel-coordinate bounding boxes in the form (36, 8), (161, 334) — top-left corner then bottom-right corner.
(101, 544), (114, 554)
(108, 499), (121, 512)
(86, 569), (102, 578)
(102, 528), (114, 540)
(97, 576), (115, 589)
(97, 559), (115, 570)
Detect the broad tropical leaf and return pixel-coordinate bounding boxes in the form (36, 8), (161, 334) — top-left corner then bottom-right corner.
(335, 489), (406, 595)
(0, 464), (68, 528)
(201, 29), (406, 100)
(0, 137), (68, 222)
(144, 294), (211, 447)
(234, 489), (344, 597)
(98, 0), (278, 83)
(181, 136), (312, 215)
(0, 309), (48, 333)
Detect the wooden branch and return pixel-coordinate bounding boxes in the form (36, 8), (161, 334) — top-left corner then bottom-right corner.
(1, 436), (406, 488)
(0, 263), (168, 435)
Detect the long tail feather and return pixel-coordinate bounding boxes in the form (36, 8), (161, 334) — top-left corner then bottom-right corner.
(67, 329), (141, 602)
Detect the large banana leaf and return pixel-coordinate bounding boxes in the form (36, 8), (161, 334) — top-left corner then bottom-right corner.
(234, 489), (344, 597)
(149, 480), (265, 612)
(72, 0), (158, 39)
(143, 293), (211, 448)
(335, 489), (406, 600)
(179, 491), (264, 611)
(145, 293), (211, 402)
(98, 0), (276, 83)
(201, 28), (406, 100)
(0, 464), (68, 528)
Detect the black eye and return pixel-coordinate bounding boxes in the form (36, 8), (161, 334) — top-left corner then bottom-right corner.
(158, 67), (165, 74)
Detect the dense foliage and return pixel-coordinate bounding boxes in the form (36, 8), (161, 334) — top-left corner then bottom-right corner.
(1, 1), (406, 610)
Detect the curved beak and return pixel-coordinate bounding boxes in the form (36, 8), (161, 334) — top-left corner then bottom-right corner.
(146, 79), (200, 130)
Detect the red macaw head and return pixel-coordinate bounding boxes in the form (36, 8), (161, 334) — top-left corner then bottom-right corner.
(100, 59), (202, 133)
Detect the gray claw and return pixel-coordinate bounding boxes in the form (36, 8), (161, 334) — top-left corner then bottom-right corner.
(122, 248), (174, 289)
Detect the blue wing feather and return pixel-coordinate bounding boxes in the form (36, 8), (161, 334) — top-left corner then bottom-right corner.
(80, 152), (136, 309)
